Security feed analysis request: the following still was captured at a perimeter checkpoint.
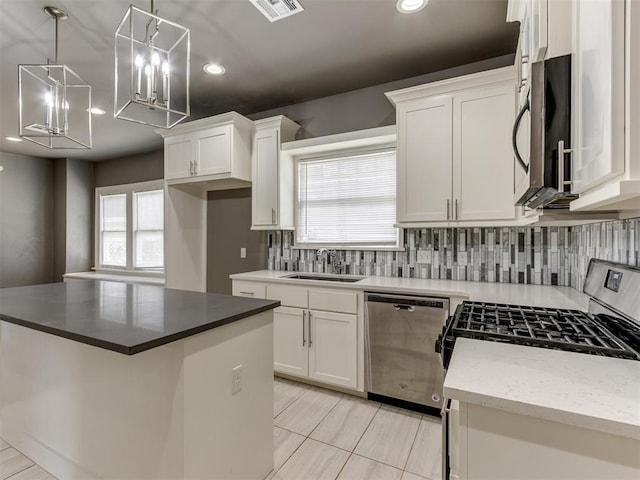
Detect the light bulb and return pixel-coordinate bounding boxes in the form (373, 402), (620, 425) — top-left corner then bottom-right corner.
(396, 0), (428, 13)
(152, 52), (160, 66)
(162, 61), (169, 75)
(135, 54), (144, 68)
(45, 92), (54, 107)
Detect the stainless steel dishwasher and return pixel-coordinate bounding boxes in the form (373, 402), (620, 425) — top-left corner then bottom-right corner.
(365, 292), (449, 412)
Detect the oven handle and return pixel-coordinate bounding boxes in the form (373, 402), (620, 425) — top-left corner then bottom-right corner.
(441, 398), (451, 480)
(512, 96), (530, 174)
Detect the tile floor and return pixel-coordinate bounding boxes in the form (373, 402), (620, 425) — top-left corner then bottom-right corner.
(0, 377), (442, 480)
(270, 377), (442, 480)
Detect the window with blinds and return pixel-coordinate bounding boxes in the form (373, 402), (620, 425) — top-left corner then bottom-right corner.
(95, 180), (164, 273)
(296, 149), (398, 247)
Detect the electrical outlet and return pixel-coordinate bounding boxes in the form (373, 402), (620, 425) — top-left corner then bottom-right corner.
(232, 364), (243, 395)
(240, 247), (246, 258)
(417, 250), (430, 264)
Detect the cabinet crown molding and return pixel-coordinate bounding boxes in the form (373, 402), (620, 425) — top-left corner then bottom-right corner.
(253, 115), (301, 133)
(155, 111), (254, 138)
(385, 66), (517, 105)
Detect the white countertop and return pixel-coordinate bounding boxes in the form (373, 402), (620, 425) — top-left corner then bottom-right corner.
(444, 338), (640, 440)
(230, 270), (589, 310)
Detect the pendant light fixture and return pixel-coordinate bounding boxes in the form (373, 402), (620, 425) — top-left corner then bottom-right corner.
(18, 6), (92, 149)
(114, 0), (190, 129)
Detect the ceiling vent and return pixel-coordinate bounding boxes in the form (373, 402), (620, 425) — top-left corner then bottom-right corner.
(248, 0), (304, 22)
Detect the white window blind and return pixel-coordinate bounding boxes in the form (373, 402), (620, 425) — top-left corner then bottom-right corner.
(296, 149), (397, 247)
(100, 193), (127, 267)
(133, 189), (164, 269)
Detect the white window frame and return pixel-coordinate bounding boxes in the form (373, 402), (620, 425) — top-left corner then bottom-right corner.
(294, 146), (402, 251)
(94, 179), (165, 276)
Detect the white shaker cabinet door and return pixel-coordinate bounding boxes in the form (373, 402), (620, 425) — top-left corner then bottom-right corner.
(196, 126), (232, 176)
(572, 0), (625, 194)
(252, 128), (279, 226)
(308, 310), (357, 389)
(453, 84), (516, 221)
(273, 307), (308, 377)
(397, 95), (453, 223)
(165, 134), (193, 180)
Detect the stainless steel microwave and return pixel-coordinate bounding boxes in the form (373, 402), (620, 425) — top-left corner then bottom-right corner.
(513, 54), (576, 209)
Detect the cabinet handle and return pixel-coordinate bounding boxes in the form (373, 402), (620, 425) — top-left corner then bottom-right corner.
(308, 311), (312, 346)
(302, 311), (306, 347)
(193, 160), (198, 175)
(271, 208), (276, 224)
(557, 140), (574, 193)
(446, 199), (450, 220)
(455, 199), (459, 220)
(239, 291), (254, 296)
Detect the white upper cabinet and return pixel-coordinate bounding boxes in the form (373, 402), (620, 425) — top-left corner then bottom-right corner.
(251, 116), (300, 230)
(396, 96), (453, 222)
(453, 85), (517, 221)
(158, 112), (254, 187)
(569, 0), (640, 212)
(387, 67), (517, 226)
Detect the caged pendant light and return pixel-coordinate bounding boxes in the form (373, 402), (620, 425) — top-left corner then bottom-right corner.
(18, 6), (92, 149)
(114, 0), (190, 129)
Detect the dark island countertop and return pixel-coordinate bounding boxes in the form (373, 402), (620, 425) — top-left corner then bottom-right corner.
(0, 279), (280, 355)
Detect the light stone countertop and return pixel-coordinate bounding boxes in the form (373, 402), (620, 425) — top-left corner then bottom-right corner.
(230, 270), (589, 310)
(444, 338), (640, 440)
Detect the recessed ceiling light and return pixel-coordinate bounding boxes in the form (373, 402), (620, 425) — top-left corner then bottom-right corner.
(86, 107), (106, 115)
(5, 136), (23, 142)
(397, 0), (428, 14)
(203, 63), (226, 75)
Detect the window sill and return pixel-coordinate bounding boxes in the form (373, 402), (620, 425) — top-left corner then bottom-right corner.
(63, 271), (166, 286)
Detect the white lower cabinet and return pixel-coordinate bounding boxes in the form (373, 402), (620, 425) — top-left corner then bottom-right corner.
(454, 402), (639, 479)
(307, 310), (357, 387)
(233, 281), (360, 390)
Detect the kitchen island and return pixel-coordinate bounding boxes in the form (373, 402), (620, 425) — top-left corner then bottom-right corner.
(0, 279), (279, 480)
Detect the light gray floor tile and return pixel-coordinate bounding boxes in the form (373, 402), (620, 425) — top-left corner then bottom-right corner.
(0, 440), (8, 452)
(405, 416), (442, 480)
(275, 387), (342, 436)
(354, 405), (421, 470)
(6, 465), (57, 480)
(274, 378), (309, 417)
(310, 396), (379, 452)
(400, 472), (428, 480)
(273, 427), (305, 472)
(272, 438), (349, 480)
(0, 448), (34, 480)
(336, 454), (403, 480)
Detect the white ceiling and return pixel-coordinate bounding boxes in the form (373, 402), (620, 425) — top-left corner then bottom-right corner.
(0, 0), (518, 161)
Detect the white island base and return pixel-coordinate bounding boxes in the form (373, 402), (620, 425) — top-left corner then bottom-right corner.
(0, 311), (274, 480)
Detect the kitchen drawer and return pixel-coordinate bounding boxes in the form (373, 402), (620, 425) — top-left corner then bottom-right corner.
(232, 281), (266, 299)
(309, 289), (358, 314)
(266, 284), (308, 308)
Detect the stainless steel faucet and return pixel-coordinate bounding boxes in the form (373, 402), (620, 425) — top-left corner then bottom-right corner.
(317, 248), (337, 273)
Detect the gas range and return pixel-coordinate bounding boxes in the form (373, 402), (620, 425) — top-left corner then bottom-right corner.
(436, 259), (640, 368)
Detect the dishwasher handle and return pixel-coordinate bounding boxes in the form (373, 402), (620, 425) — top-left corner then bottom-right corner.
(393, 304), (416, 312)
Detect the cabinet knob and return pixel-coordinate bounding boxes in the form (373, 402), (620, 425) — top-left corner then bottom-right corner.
(271, 208), (276, 224)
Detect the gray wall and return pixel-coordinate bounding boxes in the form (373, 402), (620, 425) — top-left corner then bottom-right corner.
(94, 149), (163, 187)
(207, 188), (267, 294)
(248, 54), (514, 138)
(0, 153), (54, 287)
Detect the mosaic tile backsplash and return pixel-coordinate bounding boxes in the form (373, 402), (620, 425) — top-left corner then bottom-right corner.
(266, 217), (639, 291)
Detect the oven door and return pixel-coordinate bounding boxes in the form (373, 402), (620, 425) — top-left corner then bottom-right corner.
(441, 398), (460, 480)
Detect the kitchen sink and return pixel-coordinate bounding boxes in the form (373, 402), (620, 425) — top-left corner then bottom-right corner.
(284, 273), (365, 283)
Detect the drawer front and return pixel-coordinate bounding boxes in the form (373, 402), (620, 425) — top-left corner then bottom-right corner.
(232, 281), (266, 299)
(309, 289), (358, 314)
(266, 284), (308, 308)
